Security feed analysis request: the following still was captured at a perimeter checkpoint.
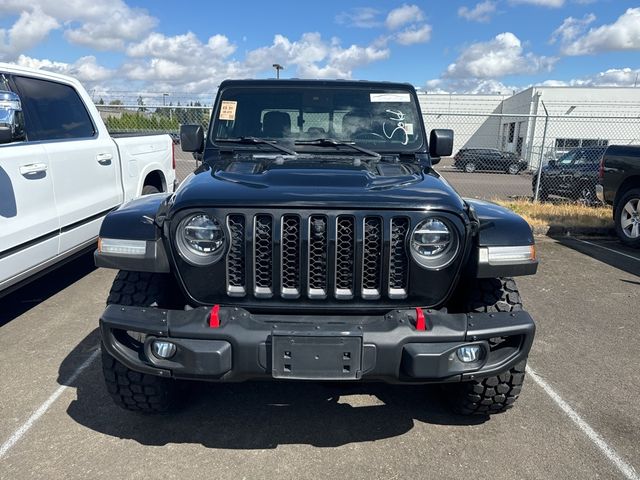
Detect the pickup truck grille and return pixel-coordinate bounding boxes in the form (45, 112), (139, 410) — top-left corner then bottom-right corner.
(225, 212), (411, 300)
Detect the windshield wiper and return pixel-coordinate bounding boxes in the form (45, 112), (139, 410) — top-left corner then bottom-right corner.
(295, 138), (381, 159)
(216, 137), (297, 156)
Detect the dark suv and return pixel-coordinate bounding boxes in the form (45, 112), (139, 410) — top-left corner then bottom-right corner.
(532, 147), (606, 203)
(453, 148), (527, 174)
(95, 80), (537, 416)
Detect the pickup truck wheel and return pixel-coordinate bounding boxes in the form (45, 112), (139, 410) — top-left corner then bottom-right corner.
(102, 271), (182, 413)
(615, 188), (640, 247)
(142, 184), (160, 195)
(443, 277), (527, 414)
(507, 163), (520, 175)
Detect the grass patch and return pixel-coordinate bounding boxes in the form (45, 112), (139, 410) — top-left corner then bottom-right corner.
(495, 199), (614, 232)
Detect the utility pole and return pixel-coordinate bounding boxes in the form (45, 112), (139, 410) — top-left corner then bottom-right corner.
(272, 63), (284, 79)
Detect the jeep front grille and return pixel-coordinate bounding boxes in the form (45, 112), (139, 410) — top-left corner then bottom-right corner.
(225, 212), (411, 300)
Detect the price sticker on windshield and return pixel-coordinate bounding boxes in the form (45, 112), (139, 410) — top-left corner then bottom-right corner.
(219, 101), (237, 121)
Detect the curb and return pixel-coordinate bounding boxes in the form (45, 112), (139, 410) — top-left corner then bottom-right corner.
(532, 225), (615, 237)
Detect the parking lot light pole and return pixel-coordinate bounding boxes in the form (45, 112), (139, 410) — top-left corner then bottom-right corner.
(163, 93), (169, 106)
(272, 64), (284, 79)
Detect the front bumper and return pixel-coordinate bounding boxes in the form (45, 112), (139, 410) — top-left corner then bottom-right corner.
(100, 305), (535, 384)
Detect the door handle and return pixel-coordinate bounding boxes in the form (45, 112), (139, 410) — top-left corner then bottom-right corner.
(96, 153), (113, 165)
(19, 163), (48, 176)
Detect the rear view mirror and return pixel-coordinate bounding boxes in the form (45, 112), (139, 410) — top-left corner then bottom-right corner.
(0, 91), (26, 145)
(429, 129), (453, 163)
(180, 124), (204, 153)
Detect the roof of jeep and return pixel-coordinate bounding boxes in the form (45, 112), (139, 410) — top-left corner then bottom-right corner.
(218, 78), (416, 90)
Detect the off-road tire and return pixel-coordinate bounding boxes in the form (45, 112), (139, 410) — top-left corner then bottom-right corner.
(101, 348), (176, 413)
(102, 271), (182, 413)
(444, 277), (527, 415)
(142, 184), (161, 195)
(449, 360), (527, 415)
(614, 187), (640, 248)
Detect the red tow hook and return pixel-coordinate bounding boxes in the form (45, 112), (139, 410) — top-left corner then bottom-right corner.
(415, 307), (426, 331)
(209, 304), (221, 328)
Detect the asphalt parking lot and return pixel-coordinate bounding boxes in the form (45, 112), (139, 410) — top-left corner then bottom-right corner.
(1, 235), (638, 479)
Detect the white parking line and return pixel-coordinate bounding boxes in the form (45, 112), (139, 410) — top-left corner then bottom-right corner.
(0, 349), (99, 460)
(527, 365), (639, 480)
(573, 237), (640, 262)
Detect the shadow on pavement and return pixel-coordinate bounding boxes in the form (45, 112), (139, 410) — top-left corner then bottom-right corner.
(59, 330), (487, 449)
(550, 235), (640, 277)
(0, 251), (96, 327)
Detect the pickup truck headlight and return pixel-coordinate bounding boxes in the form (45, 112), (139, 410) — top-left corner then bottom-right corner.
(176, 213), (225, 265)
(410, 218), (458, 270)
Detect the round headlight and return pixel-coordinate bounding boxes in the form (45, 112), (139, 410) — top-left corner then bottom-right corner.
(410, 218), (458, 269)
(176, 214), (225, 265)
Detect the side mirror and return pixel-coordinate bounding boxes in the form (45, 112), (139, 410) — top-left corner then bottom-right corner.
(547, 159), (557, 168)
(429, 129), (453, 164)
(180, 124), (204, 153)
(0, 91), (26, 145)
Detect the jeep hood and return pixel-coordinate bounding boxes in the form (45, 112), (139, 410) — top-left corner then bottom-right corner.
(171, 159), (465, 212)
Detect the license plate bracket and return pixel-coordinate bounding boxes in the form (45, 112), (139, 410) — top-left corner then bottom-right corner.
(271, 334), (363, 380)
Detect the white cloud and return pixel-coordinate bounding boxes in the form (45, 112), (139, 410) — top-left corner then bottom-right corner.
(560, 7), (640, 55)
(0, 0), (156, 53)
(509, 0), (564, 7)
(425, 78), (516, 94)
(127, 32), (235, 63)
(445, 32), (557, 78)
(386, 4), (425, 30)
(15, 54), (113, 82)
(335, 8), (381, 28)
(0, 7), (59, 61)
(119, 32), (390, 92)
(458, 1), (497, 23)
(549, 13), (596, 45)
(395, 25), (432, 45)
(545, 67), (640, 86)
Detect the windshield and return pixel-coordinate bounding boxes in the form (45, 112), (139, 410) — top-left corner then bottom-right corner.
(211, 85), (424, 153)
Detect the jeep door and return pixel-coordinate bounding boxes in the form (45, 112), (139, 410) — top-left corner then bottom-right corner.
(12, 75), (121, 255)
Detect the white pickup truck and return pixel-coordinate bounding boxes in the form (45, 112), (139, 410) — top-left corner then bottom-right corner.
(0, 63), (177, 295)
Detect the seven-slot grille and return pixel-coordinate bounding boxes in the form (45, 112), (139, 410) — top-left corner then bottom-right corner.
(225, 213), (411, 300)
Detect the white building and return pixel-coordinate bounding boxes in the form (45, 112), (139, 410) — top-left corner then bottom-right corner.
(418, 87), (640, 167)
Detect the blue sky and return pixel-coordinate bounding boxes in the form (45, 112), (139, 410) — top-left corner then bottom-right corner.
(1, 0), (639, 100)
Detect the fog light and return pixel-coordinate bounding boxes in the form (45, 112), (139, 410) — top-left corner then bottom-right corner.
(457, 345), (482, 363)
(152, 340), (176, 359)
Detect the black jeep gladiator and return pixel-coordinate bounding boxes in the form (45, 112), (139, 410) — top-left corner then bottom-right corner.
(95, 80), (538, 415)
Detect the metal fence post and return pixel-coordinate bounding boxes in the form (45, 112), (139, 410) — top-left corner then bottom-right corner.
(533, 101), (549, 203)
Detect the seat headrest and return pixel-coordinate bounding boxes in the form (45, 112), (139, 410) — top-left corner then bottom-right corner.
(262, 111), (291, 138)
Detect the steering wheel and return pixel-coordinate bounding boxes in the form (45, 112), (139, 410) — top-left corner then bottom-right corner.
(353, 131), (384, 140)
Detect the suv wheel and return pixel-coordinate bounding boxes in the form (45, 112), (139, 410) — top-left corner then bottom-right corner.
(443, 277), (528, 415)
(102, 271), (183, 413)
(507, 163), (520, 175)
(464, 162), (476, 173)
(615, 188), (640, 247)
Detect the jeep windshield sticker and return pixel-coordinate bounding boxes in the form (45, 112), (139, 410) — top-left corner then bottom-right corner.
(404, 123), (414, 135)
(219, 101), (237, 121)
(370, 93), (411, 103)
(382, 109), (409, 145)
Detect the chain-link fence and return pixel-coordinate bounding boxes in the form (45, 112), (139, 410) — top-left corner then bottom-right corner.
(98, 104), (639, 204)
(425, 110), (639, 203)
